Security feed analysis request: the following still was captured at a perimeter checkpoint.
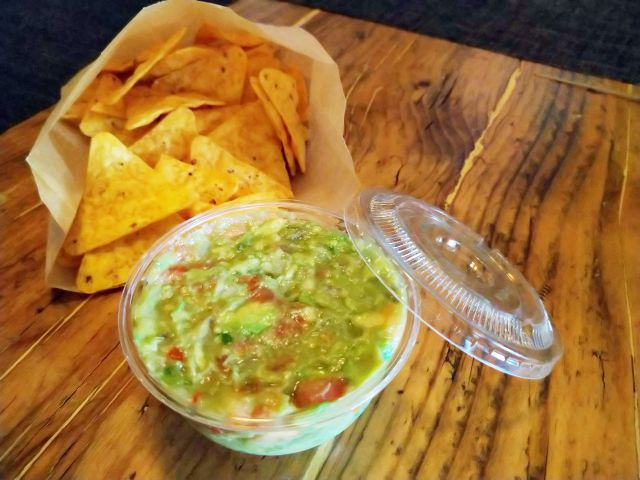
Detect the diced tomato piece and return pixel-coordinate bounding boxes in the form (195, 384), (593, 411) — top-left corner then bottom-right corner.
(275, 323), (287, 337)
(292, 378), (348, 408)
(216, 355), (230, 375)
(189, 262), (210, 270)
(209, 426), (224, 435)
(192, 391), (202, 404)
(238, 275), (274, 301)
(250, 287), (274, 302)
(167, 346), (185, 362)
(292, 314), (306, 326)
(251, 404), (269, 418)
(276, 320), (297, 338)
(275, 315), (306, 337)
(168, 265), (189, 274)
(238, 275), (260, 291)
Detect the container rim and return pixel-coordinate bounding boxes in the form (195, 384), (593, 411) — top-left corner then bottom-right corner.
(118, 200), (421, 432)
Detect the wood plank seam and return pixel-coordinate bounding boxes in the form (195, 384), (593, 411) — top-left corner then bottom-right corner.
(318, 339), (436, 479)
(391, 38), (417, 67)
(334, 394), (387, 478)
(373, 39), (402, 71)
(482, 79), (569, 261)
(360, 86), (384, 128)
(96, 376), (134, 418)
(15, 359), (127, 480)
(301, 439), (335, 480)
(292, 8), (320, 27)
(475, 374), (509, 479)
(619, 84), (640, 474)
(380, 340), (453, 478)
(344, 67), (368, 142)
(385, 344), (461, 479)
(409, 348), (465, 477)
(444, 64), (522, 210)
(0, 295), (93, 382)
(0, 423), (33, 465)
(346, 37), (414, 141)
(322, 334), (437, 479)
(534, 72), (640, 102)
(486, 91), (568, 238)
(14, 201), (43, 220)
(619, 86), (632, 222)
(345, 67), (368, 103)
(0, 182), (24, 201)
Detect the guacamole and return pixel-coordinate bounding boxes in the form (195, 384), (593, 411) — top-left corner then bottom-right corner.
(132, 215), (405, 419)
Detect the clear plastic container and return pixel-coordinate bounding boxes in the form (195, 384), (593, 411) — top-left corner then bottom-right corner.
(118, 190), (561, 455)
(119, 201), (421, 455)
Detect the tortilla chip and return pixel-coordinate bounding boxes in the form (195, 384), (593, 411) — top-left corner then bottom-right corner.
(125, 90), (224, 130)
(152, 44), (246, 103)
(76, 215), (182, 293)
(283, 66), (309, 122)
(223, 191), (290, 206)
(130, 107), (198, 166)
(250, 76), (296, 175)
(91, 100), (125, 119)
(191, 136), (292, 200)
(146, 45), (216, 78)
(184, 193), (288, 217)
(63, 133), (193, 255)
(246, 43), (277, 57)
(208, 102), (290, 189)
(242, 45), (282, 101)
(193, 105), (244, 134)
(134, 43), (158, 63)
(63, 81), (100, 122)
(78, 110), (147, 145)
(195, 23), (264, 47)
(104, 27), (186, 106)
(155, 153), (238, 207)
(184, 192), (291, 217)
(79, 110), (125, 137)
(259, 68), (307, 172)
(123, 84), (155, 103)
(56, 249), (82, 269)
(87, 74), (126, 118)
(64, 73), (123, 122)
(183, 201), (216, 217)
(103, 57), (135, 73)
(122, 85), (157, 121)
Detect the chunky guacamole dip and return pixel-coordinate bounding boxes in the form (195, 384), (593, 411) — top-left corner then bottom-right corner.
(132, 213), (405, 419)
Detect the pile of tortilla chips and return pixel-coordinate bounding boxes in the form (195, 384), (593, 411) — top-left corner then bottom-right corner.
(60, 24), (309, 293)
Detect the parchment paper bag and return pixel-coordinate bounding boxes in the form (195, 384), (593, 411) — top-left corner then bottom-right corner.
(26, 0), (359, 290)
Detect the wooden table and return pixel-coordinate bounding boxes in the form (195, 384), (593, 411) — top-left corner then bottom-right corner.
(1, 0), (639, 478)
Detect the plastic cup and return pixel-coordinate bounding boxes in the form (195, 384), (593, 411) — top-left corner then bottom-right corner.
(119, 201), (421, 455)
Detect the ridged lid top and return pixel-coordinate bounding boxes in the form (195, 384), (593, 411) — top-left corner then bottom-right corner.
(344, 189), (562, 379)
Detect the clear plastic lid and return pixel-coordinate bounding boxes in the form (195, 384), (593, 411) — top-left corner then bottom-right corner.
(345, 189), (562, 379)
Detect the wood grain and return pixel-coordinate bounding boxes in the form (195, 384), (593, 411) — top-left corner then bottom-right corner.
(1, 0), (638, 478)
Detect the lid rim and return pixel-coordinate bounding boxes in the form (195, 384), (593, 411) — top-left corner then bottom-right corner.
(344, 189), (562, 380)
